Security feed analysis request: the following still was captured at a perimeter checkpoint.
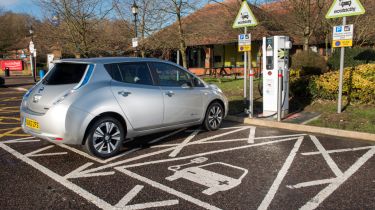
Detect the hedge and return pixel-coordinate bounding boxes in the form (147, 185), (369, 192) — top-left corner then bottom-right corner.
(309, 64), (375, 104)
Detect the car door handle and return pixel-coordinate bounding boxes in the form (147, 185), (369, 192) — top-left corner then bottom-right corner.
(118, 90), (131, 97)
(165, 91), (175, 97)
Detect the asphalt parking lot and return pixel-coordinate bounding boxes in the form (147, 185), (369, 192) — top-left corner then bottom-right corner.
(1, 87), (375, 210)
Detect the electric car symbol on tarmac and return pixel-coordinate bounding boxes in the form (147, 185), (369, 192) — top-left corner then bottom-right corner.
(165, 157), (248, 195)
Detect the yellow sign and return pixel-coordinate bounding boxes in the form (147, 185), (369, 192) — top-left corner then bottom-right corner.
(333, 40), (353, 48)
(238, 45), (251, 52)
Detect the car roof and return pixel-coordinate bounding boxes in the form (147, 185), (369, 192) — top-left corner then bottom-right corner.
(55, 57), (170, 65)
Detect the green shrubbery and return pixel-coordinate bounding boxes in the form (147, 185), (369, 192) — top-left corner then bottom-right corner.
(309, 64), (375, 104)
(328, 47), (375, 70)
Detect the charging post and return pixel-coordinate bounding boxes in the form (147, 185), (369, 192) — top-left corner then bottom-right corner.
(262, 36), (291, 120)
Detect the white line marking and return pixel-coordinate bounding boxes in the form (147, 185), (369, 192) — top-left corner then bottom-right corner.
(70, 146), (180, 178)
(248, 126), (256, 143)
(152, 134), (307, 148)
(148, 128), (185, 144)
(64, 162), (115, 179)
(115, 185), (179, 209)
(194, 126), (250, 143)
(25, 145), (67, 157)
(122, 137), (299, 169)
(116, 168), (220, 210)
(5, 140), (40, 144)
(53, 143), (106, 163)
(300, 147), (375, 210)
(116, 185), (144, 207)
(258, 136), (303, 210)
(310, 135), (343, 177)
(0, 143), (114, 209)
(3, 136), (35, 142)
(27, 152), (68, 157)
(169, 129), (199, 157)
(301, 146), (375, 156)
(286, 178), (335, 189)
(102, 147), (142, 163)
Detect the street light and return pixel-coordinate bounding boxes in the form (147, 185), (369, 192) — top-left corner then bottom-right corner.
(132, 1), (138, 56)
(29, 25), (37, 82)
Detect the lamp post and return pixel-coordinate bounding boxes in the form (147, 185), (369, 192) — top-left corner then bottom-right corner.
(29, 25), (37, 82)
(132, 1), (138, 57)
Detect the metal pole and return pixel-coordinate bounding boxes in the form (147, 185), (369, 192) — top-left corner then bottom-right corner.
(248, 34), (253, 118)
(134, 13), (138, 57)
(243, 27), (247, 105)
(277, 68), (282, 121)
(338, 16), (346, 113)
(30, 54), (34, 79)
(177, 50), (180, 65)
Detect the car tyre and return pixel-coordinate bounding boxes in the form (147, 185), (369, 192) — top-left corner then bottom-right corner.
(84, 117), (124, 158)
(203, 102), (224, 131)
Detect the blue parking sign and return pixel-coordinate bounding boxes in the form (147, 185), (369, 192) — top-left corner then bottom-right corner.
(336, 26), (342, 32)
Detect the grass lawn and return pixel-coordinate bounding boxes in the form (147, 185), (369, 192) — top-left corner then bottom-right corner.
(203, 77), (375, 134)
(304, 101), (375, 134)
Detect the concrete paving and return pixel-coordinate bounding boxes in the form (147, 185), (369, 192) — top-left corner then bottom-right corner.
(1, 87), (375, 210)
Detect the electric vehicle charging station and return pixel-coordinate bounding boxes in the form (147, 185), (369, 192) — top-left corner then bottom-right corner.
(262, 36), (292, 120)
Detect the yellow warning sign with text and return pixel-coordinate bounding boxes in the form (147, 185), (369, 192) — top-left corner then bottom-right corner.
(333, 40), (353, 48)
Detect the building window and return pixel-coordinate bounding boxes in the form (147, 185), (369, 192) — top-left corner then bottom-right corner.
(188, 48), (205, 68)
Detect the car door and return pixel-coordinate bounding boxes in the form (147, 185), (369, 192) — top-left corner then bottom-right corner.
(151, 62), (204, 126)
(109, 62), (164, 131)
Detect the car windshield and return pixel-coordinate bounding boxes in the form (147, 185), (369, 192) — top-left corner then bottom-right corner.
(43, 63), (88, 85)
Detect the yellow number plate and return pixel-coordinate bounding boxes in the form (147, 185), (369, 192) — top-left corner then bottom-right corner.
(26, 118), (40, 130)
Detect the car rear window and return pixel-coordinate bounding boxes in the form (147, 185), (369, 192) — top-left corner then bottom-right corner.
(43, 63), (88, 85)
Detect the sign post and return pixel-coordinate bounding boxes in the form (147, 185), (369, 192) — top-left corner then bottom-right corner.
(326, 0), (365, 113)
(233, 0), (258, 118)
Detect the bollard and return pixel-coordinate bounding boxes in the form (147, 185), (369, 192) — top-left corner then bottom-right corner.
(5, 67), (10, 77)
(277, 69), (283, 122)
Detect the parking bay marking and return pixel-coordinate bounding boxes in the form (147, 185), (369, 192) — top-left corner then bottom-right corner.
(0, 142), (183, 210)
(67, 137), (299, 180)
(152, 133), (307, 148)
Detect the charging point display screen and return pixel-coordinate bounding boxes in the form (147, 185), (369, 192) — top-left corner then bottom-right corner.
(266, 38), (273, 70)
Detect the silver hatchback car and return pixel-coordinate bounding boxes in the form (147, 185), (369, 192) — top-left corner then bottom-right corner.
(20, 57), (228, 158)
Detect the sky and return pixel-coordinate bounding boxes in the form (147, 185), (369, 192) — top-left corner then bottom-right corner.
(0, 0), (42, 18)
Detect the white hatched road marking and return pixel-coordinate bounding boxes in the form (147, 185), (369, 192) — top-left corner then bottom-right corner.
(300, 147), (375, 210)
(169, 129), (200, 157)
(257, 136), (304, 210)
(25, 145), (68, 157)
(116, 168), (220, 210)
(115, 185), (179, 209)
(310, 135), (343, 177)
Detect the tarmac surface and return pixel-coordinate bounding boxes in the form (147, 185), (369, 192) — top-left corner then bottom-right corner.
(1, 79), (375, 210)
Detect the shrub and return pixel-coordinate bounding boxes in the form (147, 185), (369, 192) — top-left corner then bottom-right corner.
(291, 50), (327, 76)
(309, 64), (375, 104)
(328, 47), (375, 70)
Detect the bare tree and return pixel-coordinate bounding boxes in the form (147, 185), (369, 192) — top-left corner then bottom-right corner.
(113, 0), (168, 57)
(159, 0), (202, 68)
(38, 0), (114, 57)
(276, 0), (326, 51)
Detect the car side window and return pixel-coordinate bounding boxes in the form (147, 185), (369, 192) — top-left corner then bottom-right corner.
(193, 77), (205, 87)
(153, 62), (192, 87)
(104, 64), (122, 81)
(117, 62), (153, 85)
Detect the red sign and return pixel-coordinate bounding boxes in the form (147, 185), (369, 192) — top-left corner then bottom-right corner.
(1, 60), (24, 71)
